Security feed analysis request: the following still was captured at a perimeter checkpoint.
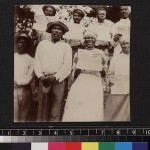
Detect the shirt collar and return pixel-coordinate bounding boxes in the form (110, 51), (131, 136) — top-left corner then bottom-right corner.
(49, 39), (63, 44)
(120, 18), (130, 22)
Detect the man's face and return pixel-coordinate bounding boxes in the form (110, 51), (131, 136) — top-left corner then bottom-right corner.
(97, 10), (106, 22)
(73, 12), (82, 24)
(51, 25), (63, 41)
(121, 41), (130, 54)
(44, 7), (54, 16)
(17, 39), (28, 54)
(120, 6), (130, 19)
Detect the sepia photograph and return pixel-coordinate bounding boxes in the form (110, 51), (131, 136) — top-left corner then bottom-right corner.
(14, 4), (130, 122)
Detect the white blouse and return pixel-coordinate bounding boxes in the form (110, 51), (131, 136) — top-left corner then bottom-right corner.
(109, 52), (129, 94)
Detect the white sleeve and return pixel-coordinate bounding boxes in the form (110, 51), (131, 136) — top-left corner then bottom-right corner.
(54, 44), (72, 82)
(16, 58), (34, 85)
(34, 42), (44, 78)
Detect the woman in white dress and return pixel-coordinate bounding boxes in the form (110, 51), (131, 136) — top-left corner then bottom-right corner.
(62, 30), (106, 122)
(104, 37), (130, 121)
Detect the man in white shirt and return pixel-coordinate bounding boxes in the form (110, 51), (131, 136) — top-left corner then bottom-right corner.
(34, 21), (72, 122)
(14, 33), (34, 122)
(111, 6), (131, 56)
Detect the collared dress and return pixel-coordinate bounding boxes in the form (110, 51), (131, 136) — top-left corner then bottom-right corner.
(14, 53), (34, 122)
(104, 52), (130, 121)
(62, 48), (105, 122)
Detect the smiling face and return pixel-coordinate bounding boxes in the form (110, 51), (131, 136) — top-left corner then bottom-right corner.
(51, 25), (63, 42)
(97, 9), (107, 22)
(120, 6), (130, 19)
(120, 40), (130, 54)
(84, 35), (96, 49)
(17, 38), (28, 54)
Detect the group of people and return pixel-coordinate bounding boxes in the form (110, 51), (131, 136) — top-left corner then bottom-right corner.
(14, 5), (130, 122)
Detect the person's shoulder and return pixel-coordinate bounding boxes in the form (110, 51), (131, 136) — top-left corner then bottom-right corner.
(39, 39), (50, 44)
(94, 48), (104, 53)
(25, 54), (34, 61)
(88, 22), (99, 29)
(114, 19), (122, 25)
(60, 41), (71, 48)
(105, 19), (114, 26)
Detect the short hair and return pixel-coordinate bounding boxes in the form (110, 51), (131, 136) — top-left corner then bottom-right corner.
(120, 6), (131, 12)
(73, 9), (85, 18)
(96, 6), (107, 14)
(42, 5), (56, 16)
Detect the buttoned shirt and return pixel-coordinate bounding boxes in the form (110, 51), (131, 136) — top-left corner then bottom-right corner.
(34, 40), (72, 82)
(14, 53), (34, 86)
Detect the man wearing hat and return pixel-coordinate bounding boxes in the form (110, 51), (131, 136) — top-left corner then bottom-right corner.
(14, 33), (34, 122)
(34, 21), (72, 122)
(111, 6), (131, 56)
(31, 5), (57, 48)
(42, 5), (56, 16)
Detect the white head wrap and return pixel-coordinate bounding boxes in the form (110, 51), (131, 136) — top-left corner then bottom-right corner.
(120, 36), (130, 45)
(83, 30), (97, 39)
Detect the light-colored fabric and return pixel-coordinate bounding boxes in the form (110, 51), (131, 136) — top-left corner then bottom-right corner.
(36, 30), (51, 43)
(34, 40), (72, 82)
(75, 49), (105, 71)
(14, 53), (34, 122)
(33, 15), (55, 31)
(73, 48), (106, 71)
(64, 22), (85, 40)
(87, 19), (114, 42)
(94, 19), (114, 26)
(109, 53), (129, 94)
(111, 18), (130, 36)
(104, 52), (130, 121)
(14, 85), (32, 122)
(62, 49), (105, 122)
(14, 53), (34, 85)
(62, 72), (104, 122)
(104, 94), (130, 121)
(111, 18), (130, 56)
